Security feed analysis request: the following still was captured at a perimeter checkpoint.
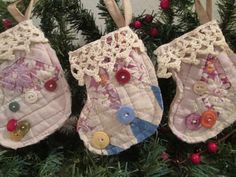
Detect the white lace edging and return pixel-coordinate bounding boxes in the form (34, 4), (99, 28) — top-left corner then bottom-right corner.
(154, 20), (228, 78)
(69, 26), (146, 86)
(0, 20), (48, 62)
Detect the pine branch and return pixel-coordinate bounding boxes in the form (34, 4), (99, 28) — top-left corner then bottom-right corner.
(33, 0), (87, 118)
(67, 0), (102, 43)
(38, 148), (64, 177)
(217, 0), (236, 52)
(0, 150), (28, 177)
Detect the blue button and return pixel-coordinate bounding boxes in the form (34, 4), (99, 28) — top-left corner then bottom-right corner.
(116, 106), (135, 124)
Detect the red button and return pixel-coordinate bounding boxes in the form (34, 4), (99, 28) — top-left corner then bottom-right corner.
(7, 119), (17, 132)
(44, 79), (57, 92)
(115, 69), (131, 85)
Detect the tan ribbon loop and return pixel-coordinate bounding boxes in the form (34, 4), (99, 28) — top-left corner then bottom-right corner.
(104, 0), (125, 28)
(104, 0), (132, 28)
(24, 0), (35, 20)
(206, 0), (213, 21)
(7, 0), (25, 23)
(123, 0), (132, 26)
(195, 0), (212, 24)
(8, 0), (35, 23)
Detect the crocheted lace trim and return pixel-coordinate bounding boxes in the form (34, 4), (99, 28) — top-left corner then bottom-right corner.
(69, 26), (146, 86)
(0, 20), (48, 62)
(154, 20), (228, 78)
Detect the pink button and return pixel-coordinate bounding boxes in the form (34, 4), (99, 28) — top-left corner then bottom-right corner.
(7, 119), (17, 132)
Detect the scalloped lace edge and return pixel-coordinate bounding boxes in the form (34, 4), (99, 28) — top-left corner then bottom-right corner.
(154, 20), (230, 78)
(0, 20), (48, 62)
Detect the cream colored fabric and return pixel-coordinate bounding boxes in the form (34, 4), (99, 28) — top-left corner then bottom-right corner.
(154, 21), (228, 78)
(69, 26), (145, 86)
(69, 27), (163, 155)
(154, 21), (236, 144)
(0, 21), (71, 149)
(0, 20), (48, 62)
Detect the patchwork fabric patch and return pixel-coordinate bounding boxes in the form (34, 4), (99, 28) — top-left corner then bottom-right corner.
(0, 20), (71, 149)
(70, 27), (163, 155)
(154, 20), (236, 143)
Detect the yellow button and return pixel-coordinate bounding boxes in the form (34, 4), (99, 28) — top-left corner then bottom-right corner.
(193, 81), (208, 95)
(91, 131), (110, 149)
(9, 129), (24, 141)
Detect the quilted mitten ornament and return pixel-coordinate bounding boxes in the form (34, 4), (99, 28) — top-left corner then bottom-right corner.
(154, 0), (236, 143)
(69, 0), (163, 155)
(0, 0), (71, 149)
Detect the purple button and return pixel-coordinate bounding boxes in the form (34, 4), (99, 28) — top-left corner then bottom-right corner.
(185, 113), (201, 130)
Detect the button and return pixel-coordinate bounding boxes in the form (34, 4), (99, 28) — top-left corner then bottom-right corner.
(25, 91), (38, 104)
(8, 120), (30, 142)
(193, 81), (208, 95)
(9, 130), (24, 141)
(200, 110), (217, 128)
(17, 120), (31, 134)
(185, 113), (201, 130)
(44, 79), (57, 92)
(115, 69), (131, 85)
(7, 119), (17, 132)
(91, 131), (110, 149)
(116, 106), (136, 124)
(9, 101), (20, 112)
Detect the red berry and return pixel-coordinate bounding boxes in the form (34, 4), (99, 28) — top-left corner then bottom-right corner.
(190, 153), (201, 165)
(207, 142), (218, 153)
(144, 14), (154, 23)
(2, 19), (12, 29)
(161, 152), (169, 161)
(7, 119), (17, 132)
(133, 20), (142, 29)
(160, 0), (170, 10)
(149, 27), (159, 38)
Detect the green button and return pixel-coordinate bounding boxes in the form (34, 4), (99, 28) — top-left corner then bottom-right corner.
(9, 101), (20, 112)
(18, 120), (31, 134)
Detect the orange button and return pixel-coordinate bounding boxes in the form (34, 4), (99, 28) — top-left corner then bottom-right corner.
(201, 110), (217, 128)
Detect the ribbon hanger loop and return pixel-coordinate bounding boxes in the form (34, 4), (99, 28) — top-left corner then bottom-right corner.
(8, 0), (36, 23)
(104, 0), (133, 28)
(195, 0), (213, 24)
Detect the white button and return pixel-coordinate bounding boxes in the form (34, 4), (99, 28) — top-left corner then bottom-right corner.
(25, 91), (38, 104)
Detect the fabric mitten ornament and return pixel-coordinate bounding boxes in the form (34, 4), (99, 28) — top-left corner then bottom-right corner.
(0, 0), (71, 149)
(69, 0), (163, 155)
(154, 0), (236, 143)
